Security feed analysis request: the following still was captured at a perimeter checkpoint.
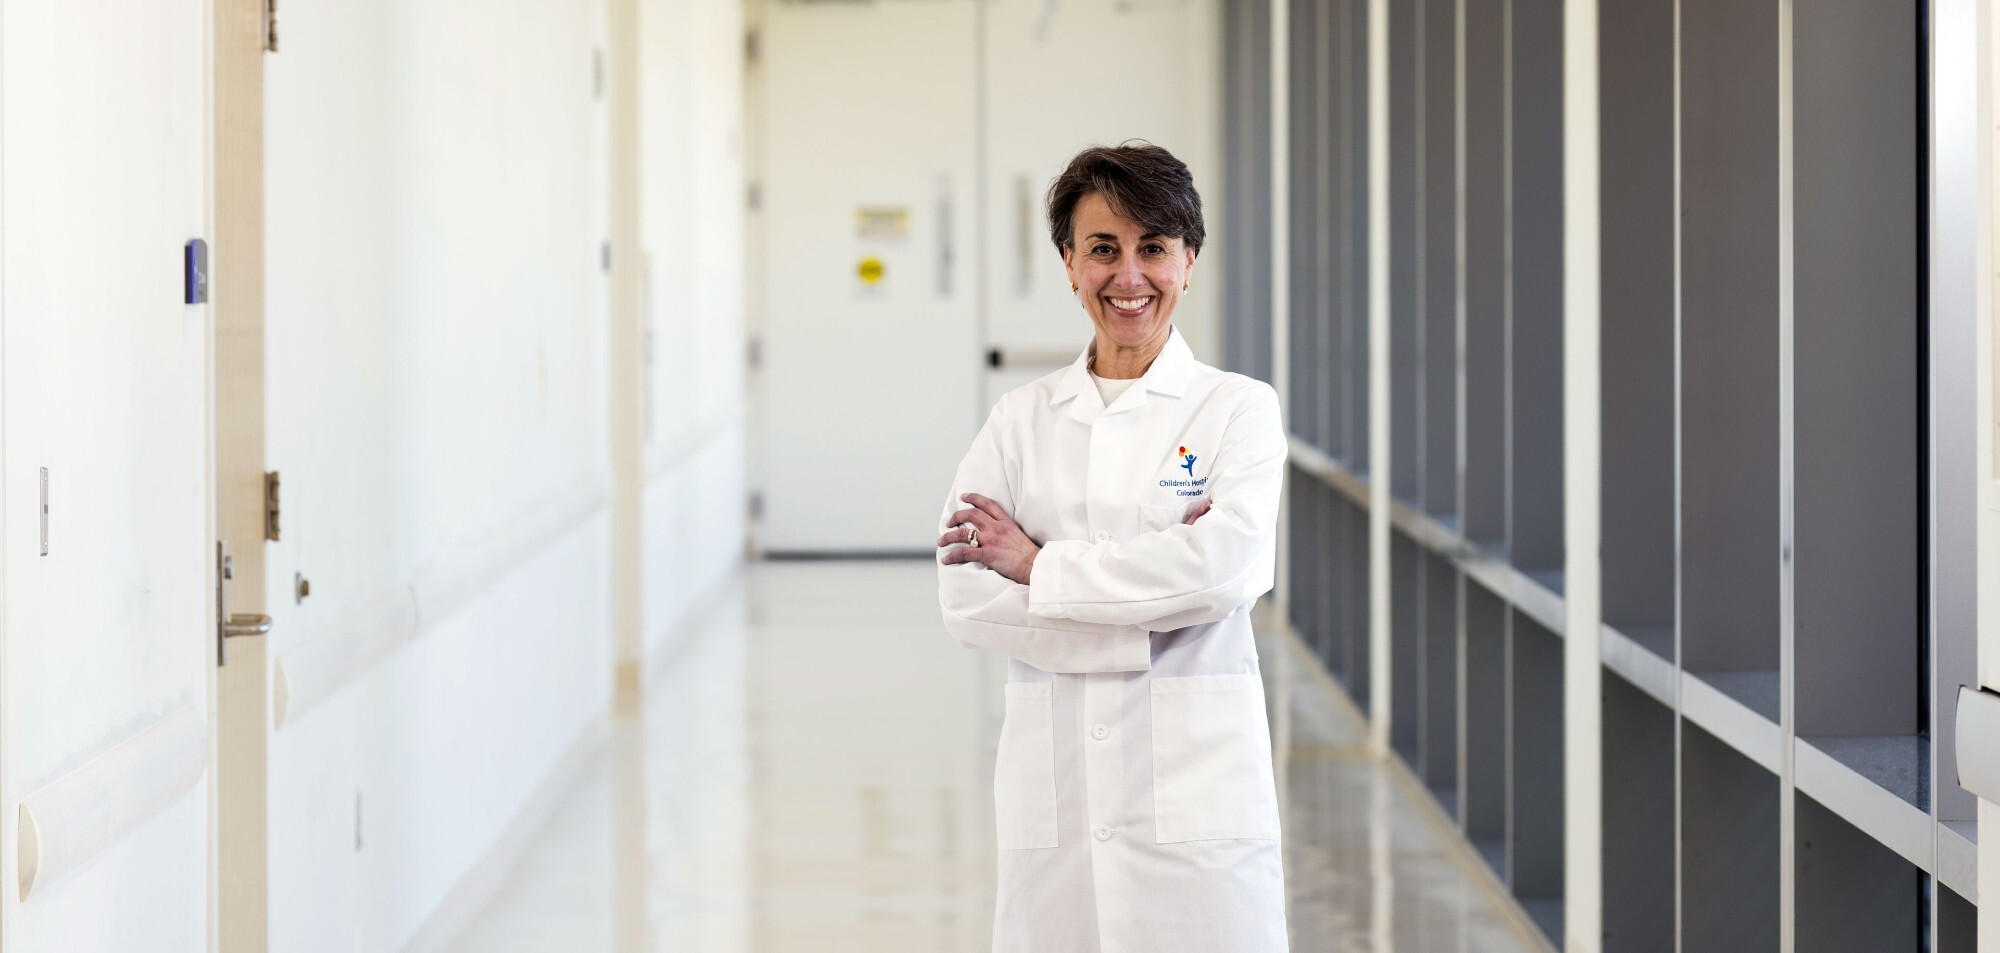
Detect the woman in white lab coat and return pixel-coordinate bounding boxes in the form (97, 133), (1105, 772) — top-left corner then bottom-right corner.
(936, 143), (1288, 953)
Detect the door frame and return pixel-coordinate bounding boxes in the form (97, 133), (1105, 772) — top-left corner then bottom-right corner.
(211, 0), (270, 948)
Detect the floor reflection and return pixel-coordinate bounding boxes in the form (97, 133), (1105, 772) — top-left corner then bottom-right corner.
(441, 560), (1548, 952)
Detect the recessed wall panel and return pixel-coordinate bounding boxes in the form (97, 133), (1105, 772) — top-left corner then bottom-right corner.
(1679, 0), (1780, 675)
(1389, 0), (1421, 502)
(1461, 0), (1506, 549)
(1509, 0), (1564, 572)
(1598, 0), (1676, 644)
(1602, 676), (1674, 953)
(1420, 0), (1456, 520)
(1792, 0), (1922, 743)
(1682, 722), (1781, 952)
(1392, 531), (1423, 764)
(1464, 583), (1507, 876)
(1794, 794), (1922, 953)
(1511, 613), (1564, 944)
(1343, 0), (1372, 471)
(1421, 552), (1459, 800)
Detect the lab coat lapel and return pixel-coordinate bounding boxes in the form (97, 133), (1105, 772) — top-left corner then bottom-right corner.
(1049, 346), (1101, 424)
(1083, 329), (1198, 540)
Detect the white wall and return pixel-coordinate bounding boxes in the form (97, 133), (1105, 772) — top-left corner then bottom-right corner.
(641, 0), (750, 663)
(260, 0), (744, 948)
(0, 1), (213, 949)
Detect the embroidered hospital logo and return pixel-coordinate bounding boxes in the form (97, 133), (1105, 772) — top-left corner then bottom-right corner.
(1178, 446), (1198, 478)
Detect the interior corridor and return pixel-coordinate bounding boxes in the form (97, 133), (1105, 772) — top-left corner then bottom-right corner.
(437, 561), (1546, 952)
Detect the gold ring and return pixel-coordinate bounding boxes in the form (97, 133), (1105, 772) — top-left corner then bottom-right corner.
(966, 525), (980, 548)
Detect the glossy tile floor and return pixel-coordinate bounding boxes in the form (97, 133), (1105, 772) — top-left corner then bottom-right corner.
(440, 561), (1550, 952)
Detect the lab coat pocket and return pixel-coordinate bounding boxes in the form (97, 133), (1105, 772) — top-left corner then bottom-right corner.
(1150, 674), (1281, 843)
(994, 681), (1059, 850)
(1138, 500), (1195, 532)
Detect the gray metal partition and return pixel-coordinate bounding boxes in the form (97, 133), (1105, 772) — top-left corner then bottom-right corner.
(1245, 0), (1976, 946)
(1223, 0), (1274, 382)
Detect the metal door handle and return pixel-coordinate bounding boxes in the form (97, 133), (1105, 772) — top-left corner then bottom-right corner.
(937, 178), (955, 297)
(225, 613), (273, 637)
(987, 346), (1078, 370)
(1015, 175), (1033, 296)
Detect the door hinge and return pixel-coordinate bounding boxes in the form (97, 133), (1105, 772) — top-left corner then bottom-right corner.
(264, 470), (283, 541)
(748, 491), (764, 521)
(264, 0), (279, 52)
(745, 28), (761, 64)
(747, 181), (762, 211)
(746, 336), (762, 371)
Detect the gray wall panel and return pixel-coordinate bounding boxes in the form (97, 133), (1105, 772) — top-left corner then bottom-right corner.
(1420, 0), (1458, 518)
(1682, 724), (1781, 952)
(1464, 583), (1508, 856)
(1598, 0), (1677, 638)
(1602, 677), (1675, 953)
(1508, 0), (1564, 572)
(1423, 552), (1460, 790)
(1679, 0), (1780, 673)
(1795, 794), (1922, 953)
(1344, 0), (1372, 471)
(1390, 0), (1422, 500)
(1393, 530), (1424, 761)
(1792, 0), (1921, 740)
(1462, 0), (1508, 547)
(1511, 615), (1565, 903)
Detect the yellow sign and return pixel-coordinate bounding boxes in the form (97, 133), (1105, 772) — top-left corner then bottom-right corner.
(855, 206), (910, 241)
(857, 256), (886, 286)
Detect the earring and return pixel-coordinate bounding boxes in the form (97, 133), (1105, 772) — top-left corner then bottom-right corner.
(1183, 283), (1191, 293)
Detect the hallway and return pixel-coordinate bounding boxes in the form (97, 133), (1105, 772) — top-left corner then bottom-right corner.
(438, 561), (1546, 952)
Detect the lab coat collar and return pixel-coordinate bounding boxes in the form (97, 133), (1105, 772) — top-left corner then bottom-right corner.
(1048, 326), (1196, 414)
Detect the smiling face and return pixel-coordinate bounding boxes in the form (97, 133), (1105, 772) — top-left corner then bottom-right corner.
(1061, 192), (1198, 354)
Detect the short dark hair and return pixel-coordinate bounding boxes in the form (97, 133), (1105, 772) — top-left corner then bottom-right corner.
(1045, 141), (1205, 257)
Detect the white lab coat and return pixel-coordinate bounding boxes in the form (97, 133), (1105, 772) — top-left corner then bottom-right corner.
(938, 328), (1289, 953)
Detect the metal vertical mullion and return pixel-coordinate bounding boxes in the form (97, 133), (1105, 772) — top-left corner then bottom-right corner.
(1454, 0), (1468, 545)
(1415, 0), (1430, 522)
(1501, 0), (1515, 565)
(1948, 0), (2000, 941)
(1263, 0), (1296, 691)
(1496, 0), (1513, 902)
(1459, 546), (1472, 825)
(1368, 0), (1394, 756)
(1272, 0), (1290, 408)
(1777, 0), (1797, 949)
(1504, 599), (1518, 889)
(1670, 0), (1687, 944)
(1346, 0), (1368, 474)
(1561, 0), (1605, 943)
(1927, 0), (1993, 946)
(1317, 0), (1335, 458)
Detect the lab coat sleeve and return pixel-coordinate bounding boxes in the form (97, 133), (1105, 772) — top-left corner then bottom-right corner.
(937, 403), (1153, 674)
(1026, 382), (1285, 629)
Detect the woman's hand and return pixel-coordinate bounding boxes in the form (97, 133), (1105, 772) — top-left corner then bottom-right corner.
(938, 493), (1040, 585)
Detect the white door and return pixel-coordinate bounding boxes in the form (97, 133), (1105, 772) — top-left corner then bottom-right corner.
(1, 0), (216, 949)
(979, 0), (1222, 403)
(756, 0), (982, 554)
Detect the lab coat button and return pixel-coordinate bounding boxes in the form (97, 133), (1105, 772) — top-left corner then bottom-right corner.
(1092, 723), (1110, 741)
(1095, 531), (1113, 542)
(1093, 825), (1113, 842)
